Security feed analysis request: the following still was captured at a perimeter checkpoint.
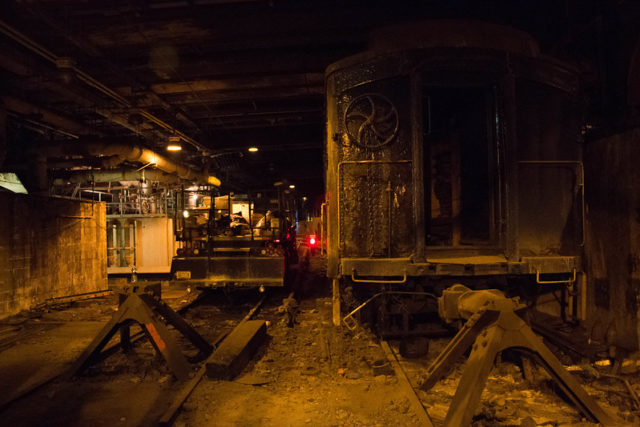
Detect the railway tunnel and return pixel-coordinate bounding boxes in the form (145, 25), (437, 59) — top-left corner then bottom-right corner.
(3, 1), (640, 425)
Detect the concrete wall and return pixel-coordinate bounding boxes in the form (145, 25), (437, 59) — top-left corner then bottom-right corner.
(584, 128), (640, 352)
(0, 193), (107, 319)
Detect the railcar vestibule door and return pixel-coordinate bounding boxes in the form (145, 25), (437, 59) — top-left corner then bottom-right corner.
(422, 86), (498, 248)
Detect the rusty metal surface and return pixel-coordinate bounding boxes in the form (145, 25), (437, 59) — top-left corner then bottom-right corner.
(325, 22), (583, 282)
(584, 131), (640, 351)
(207, 256), (285, 285)
(171, 256), (285, 286)
(69, 284), (212, 381)
(516, 81), (583, 258)
(420, 288), (618, 426)
(339, 161), (413, 258)
(339, 255), (581, 280)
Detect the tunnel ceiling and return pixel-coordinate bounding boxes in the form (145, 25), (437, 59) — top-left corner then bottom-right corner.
(2, 0), (640, 197)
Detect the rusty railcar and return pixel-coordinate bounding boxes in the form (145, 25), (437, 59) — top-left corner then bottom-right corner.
(325, 21), (585, 328)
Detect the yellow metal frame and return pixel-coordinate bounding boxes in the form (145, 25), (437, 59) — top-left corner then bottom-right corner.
(350, 269), (407, 284)
(535, 267), (577, 284)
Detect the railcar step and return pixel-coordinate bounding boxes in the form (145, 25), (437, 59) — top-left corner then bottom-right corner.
(205, 320), (267, 380)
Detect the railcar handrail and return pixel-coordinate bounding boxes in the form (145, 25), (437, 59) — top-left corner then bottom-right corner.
(320, 201), (328, 255)
(350, 269), (407, 284)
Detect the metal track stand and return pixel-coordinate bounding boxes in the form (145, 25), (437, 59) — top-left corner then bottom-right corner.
(68, 283), (213, 381)
(420, 286), (618, 427)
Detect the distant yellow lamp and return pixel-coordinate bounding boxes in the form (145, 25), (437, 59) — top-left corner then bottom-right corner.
(248, 147), (259, 152)
(289, 184), (295, 189)
(207, 176), (221, 187)
(167, 144), (182, 151)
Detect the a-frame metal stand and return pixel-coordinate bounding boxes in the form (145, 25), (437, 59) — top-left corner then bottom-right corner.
(68, 283), (212, 381)
(420, 297), (617, 427)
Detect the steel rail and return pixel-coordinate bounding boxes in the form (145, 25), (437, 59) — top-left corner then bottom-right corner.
(157, 293), (268, 426)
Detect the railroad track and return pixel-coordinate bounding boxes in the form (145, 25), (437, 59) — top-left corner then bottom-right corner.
(157, 294), (267, 426)
(380, 340), (434, 427)
(0, 288), (269, 425)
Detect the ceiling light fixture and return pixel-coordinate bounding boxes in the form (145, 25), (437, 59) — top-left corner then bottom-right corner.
(248, 147), (259, 152)
(167, 135), (182, 151)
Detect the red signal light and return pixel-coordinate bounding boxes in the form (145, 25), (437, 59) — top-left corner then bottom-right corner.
(308, 235), (317, 246)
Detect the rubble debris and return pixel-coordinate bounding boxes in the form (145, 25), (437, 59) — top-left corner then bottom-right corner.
(421, 287), (618, 426)
(278, 293), (298, 327)
(372, 359), (394, 376)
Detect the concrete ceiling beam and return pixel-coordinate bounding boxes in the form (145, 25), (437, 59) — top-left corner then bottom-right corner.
(0, 19), (208, 154)
(150, 72), (324, 95)
(2, 95), (100, 137)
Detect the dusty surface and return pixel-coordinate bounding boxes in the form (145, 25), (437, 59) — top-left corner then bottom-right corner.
(176, 294), (640, 427)
(405, 341), (640, 426)
(0, 290), (189, 426)
(1, 274), (639, 426)
(177, 296), (422, 427)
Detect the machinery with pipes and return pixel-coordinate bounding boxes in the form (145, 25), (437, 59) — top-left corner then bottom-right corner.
(170, 185), (298, 289)
(52, 173), (185, 276)
(104, 183), (179, 276)
(325, 21), (591, 358)
(48, 148), (222, 276)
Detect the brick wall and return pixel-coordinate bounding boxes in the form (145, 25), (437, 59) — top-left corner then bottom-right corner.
(0, 193), (107, 318)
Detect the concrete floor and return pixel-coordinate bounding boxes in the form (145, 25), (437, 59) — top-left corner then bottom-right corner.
(0, 284), (637, 426)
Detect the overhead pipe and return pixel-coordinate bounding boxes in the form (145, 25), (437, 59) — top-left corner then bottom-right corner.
(94, 143), (220, 186)
(38, 142), (220, 186)
(0, 20), (209, 154)
(53, 168), (189, 186)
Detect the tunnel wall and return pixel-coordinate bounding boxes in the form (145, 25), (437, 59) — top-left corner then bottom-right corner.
(584, 128), (640, 352)
(0, 193), (107, 319)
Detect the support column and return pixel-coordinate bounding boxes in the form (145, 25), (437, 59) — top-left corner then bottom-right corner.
(332, 277), (341, 327)
(29, 154), (48, 196)
(503, 59), (519, 260)
(0, 108), (6, 168)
